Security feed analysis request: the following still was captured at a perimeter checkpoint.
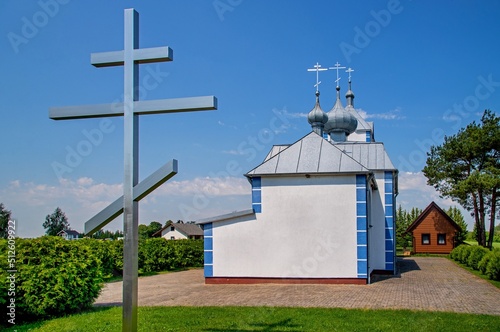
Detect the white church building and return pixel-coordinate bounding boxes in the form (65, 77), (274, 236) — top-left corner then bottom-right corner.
(198, 64), (398, 284)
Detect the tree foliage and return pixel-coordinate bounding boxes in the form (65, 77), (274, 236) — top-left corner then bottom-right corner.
(0, 203), (12, 239)
(139, 221), (164, 240)
(396, 205), (422, 249)
(43, 207), (70, 236)
(445, 206), (468, 244)
(91, 229), (123, 240)
(423, 110), (500, 248)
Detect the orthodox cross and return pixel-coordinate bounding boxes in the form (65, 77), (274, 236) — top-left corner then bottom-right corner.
(329, 61), (346, 87)
(307, 62), (328, 93)
(346, 67), (354, 82)
(49, 9), (217, 332)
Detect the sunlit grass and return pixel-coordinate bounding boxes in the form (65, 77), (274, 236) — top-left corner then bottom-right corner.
(6, 306), (500, 332)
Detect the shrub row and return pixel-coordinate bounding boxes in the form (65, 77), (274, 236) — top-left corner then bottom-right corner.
(0, 237), (203, 325)
(138, 238), (204, 273)
(450, 244), (500, 281)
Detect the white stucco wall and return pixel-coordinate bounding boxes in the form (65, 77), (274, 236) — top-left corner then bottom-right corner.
(347, 130), (369, 142)
(212, 175), (358, 278)
(368, 172), (386, 272)
(161, 228), (188, 240)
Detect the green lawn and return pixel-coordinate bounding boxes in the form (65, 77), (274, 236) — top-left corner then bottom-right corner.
(464, 241), (500, 248)
(6, 306), (500, 332)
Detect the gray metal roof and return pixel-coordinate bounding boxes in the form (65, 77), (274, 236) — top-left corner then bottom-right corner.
(246, 132), (396, 177)
(196, 209), (255, 225)
(346, 105), (373, 131)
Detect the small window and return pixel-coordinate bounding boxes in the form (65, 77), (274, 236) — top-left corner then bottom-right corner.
(437, 233), (446, 245)
(422, 234), (430, 245)
(170, 226), (175, 231)
(170, 236), (175, 240)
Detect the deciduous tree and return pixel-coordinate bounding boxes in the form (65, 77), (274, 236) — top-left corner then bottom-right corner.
(0, 203), (12, 239)
(43, 207), (70, 236)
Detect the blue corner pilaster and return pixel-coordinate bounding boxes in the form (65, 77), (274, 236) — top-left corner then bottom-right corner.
(251, 177), (262, 213)
(384, 171), (395, 272)
(356, 174), (368, 279)
(203, 223), (213, 277)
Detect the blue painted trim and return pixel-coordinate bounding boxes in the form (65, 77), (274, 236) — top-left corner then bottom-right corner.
(356, 174), (368, 279)
(365, 131), (371, 142)
(356, 175), (366, 186)
(204, 251), (213, 264)
(251, 176), (262, 213)
(251, 190), (261, 202)
(204, 265), (213, 278)
(357, 231), (367, 245)
(202, 222), (212, 237)
(204, 237), (213, 250)
(252, 177), (261, 188)
(357, 245), (368, 259)
(384, 171), (395, 272)
(356, 217), (367, 230)
(203, 222), (213, 277)
(357, 261), (368, 275)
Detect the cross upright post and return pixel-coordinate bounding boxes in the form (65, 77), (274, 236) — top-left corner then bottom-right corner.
(49, 8), (217, 331)
(123, 9), (139, 330)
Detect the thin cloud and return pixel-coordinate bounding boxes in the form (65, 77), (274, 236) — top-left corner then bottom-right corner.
(357, 107), (405, 120)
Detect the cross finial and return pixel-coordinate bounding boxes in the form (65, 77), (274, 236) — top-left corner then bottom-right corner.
(307, 62), (328, 93)
(329, 61), (346, 87)
(346, 67), (354, 82)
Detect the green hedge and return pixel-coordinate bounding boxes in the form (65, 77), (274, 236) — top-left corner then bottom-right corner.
(139, 238), (203, 273)
(450, 244), (500, 281)
(0, 237), (103, 324)
(1, 236), (203, 325)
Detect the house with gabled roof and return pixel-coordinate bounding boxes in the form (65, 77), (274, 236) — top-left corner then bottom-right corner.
(57, 229), (81, 240)
(406, 201), (461, 254)
(152, 221), (203, 240)
(197, 67), (398, 284)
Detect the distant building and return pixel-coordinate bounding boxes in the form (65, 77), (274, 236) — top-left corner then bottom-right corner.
(57, 229), (81, 240)
(406, 202), (462, 254)
(152, 221), (203, 240)
(197, 68), (398, 285)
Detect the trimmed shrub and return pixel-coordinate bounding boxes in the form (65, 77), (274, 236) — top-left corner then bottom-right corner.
(1, 237), (103, 323)
(80, 238), (123, 279)
(458, 245), (474, 264)
(466, 246), (490, 270)
(484, 249), (500, 281)
(450, 245), (463, 261)
(478, 251), (492, 274)
(139, 238), (203, 273)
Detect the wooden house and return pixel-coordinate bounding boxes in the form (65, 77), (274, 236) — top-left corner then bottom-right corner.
(406, 202), (461, 254)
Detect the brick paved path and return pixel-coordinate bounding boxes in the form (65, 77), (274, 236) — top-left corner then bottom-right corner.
(95, 257), (500, 315)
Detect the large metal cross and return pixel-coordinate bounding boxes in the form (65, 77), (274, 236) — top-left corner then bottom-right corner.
(49, 8), (217, 331)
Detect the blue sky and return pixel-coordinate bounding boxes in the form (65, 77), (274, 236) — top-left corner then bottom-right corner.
(1, 0), (499, 237)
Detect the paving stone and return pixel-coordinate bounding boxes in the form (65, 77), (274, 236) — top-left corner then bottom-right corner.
(95, 257), (500, 315)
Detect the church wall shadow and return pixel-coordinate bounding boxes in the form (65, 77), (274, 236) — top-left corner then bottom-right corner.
(370, 258), (420, 283)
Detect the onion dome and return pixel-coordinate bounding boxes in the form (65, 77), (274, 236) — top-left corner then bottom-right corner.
(325, 86), (357, 142)
(307, 91), (328, 135)
(345, 79), (355, 108)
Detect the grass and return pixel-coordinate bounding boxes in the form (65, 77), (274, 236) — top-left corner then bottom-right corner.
(5, 306), (500, 332)
(464, 241), (500, 249)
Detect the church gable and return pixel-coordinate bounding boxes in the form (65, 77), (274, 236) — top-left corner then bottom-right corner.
(246, 132), (369, 177)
